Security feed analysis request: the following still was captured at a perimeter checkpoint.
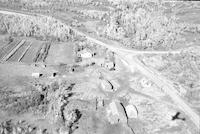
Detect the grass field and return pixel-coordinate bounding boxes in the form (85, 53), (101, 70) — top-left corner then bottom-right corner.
(46, 42), (75, 65)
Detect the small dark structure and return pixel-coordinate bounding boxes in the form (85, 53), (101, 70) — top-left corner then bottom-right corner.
(172, 112), (186, 121)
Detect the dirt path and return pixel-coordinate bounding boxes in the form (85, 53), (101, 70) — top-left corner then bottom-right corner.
(123, 55), (200, 129)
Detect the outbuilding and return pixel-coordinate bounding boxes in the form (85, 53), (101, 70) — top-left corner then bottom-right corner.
(125, 105), (138, 119)
(77, 48), (95, 59)
(100, 79), (113, 92)
(107, 100), (127, 124)
(31, 73), (43, 78)
(110, 79), (120, 91)
(49, 72), (58, 79)
(104, 61), (115, 70)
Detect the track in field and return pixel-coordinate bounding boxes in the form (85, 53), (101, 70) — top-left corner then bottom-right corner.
(0, 39), (21, 60)
(8, 41), (31, 62)
(21, 40), (44, 63)
(0, 38), (51, 64)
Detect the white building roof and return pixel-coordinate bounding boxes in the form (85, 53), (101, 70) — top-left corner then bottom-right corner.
(125, 105), (138, 119)
(78, 48), (94, 58)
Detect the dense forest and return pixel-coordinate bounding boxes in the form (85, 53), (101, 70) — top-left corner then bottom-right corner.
(101, 1), (186, 50)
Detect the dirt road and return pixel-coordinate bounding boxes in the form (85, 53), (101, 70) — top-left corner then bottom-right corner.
(124, 55), (200, 129)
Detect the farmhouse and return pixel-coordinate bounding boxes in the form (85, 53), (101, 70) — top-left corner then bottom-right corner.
(77, 48), (96, 59)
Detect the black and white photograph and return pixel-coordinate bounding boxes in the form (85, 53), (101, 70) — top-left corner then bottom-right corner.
(0, 0), (199, 134)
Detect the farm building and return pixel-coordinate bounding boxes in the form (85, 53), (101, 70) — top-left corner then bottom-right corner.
(94, 58), (116, 70)
(96, 98), (105, 110)
(77, 48), (96, 59)
(100, 79), (120, 92)
(104, 61), (115, 70)
(125, 105), (138, 119)
(31, 72), (43, 78)
(106, 100), (127, 124)
(100, 79), (113, 92)
(110, 79), (120, 91)
(95, 58), (105, 67)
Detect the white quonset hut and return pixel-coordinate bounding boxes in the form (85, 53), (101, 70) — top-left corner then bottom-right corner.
(110, 79), (120, 91)
(100, 79), (113, 92)
(125, 105), (138, 119)
(106, 100), (127, 124)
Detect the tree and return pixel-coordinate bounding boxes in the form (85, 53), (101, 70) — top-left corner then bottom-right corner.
(103, 0), (185, 50)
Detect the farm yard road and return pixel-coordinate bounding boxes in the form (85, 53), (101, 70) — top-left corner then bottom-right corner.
(17, 42), (32, 62)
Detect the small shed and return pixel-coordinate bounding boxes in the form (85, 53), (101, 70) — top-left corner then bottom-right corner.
(31, 73), (43, 78)
(96, 98), (105, 110)
(104, 61), (115, 70)
(49, 72), (58, 79)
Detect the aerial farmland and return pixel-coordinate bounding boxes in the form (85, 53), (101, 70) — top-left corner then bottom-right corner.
(0, 0), (199, 134)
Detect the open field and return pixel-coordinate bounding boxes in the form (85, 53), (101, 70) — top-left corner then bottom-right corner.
(46, 42), (75, 65)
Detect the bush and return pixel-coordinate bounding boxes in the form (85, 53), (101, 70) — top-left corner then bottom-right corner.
(0, 15), (7, 34)
(0, 91), (45, 114)
(102, 1), (185, 50)
(0, 0), (93, 10)
(0, 13), (72, 41)
(4, 35), (13, 42)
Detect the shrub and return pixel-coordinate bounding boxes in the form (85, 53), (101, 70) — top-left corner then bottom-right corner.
(0, 0), (93, 10)
(0, 13), (72, 41)
(102, 1), (185, 50)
